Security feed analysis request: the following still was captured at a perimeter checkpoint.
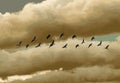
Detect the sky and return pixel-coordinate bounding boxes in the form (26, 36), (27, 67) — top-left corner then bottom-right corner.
(0, 0), (120, 83)
(0, 0), (44, 13)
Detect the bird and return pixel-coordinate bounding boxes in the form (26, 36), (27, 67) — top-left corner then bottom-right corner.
(91, 36), (95, 41)
(75, 44), (79, 48)
(31, 36), (36, 42)
(49, 40), (55, 48)
(60, 33), (64, 38)
(26, 44), (29, 48)
(97, 41), (102, 46)
(105, 45), (109, 49)
(81, 38), (85, 44)
(72, 35), (77, 39)
(35, 43), (41, 48)
(46, 34), (51, 39)
(62, 44), (68, 48)
(17, 41), (22, 46)
(88, 43), (92, 48)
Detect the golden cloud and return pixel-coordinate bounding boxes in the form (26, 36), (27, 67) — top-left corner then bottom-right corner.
(0, 0), (120, 48)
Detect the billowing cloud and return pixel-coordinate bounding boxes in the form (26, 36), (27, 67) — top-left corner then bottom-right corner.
(0, 0), (120, 48)
(0, 38), (120, 78)
(8, 66), (120, 83)
(0, 0), (120, 82)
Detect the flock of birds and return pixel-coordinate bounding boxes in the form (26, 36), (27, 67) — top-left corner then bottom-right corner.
(16, 33), (110, 49)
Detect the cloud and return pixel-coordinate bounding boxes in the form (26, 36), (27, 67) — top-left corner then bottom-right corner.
(0, 0), (120, 48)
(0, 38), (120, 78)
(8, 66), (120, 83)
(0, 0), (120, 82)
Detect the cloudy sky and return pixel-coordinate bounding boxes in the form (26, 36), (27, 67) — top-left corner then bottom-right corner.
(0, 0), (120, 83)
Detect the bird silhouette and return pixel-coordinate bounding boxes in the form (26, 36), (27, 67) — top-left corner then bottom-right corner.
(91, 36), (95, 41)
(88, 43), (92, 48)
(81, 38), (85, 44)
(26, 44), (29, 48)
(60, 33), (64, 38)
(17, 41), (22, 46)
(75, 44), (79, 48)
(35, 43), (41, 48)
(72, 35), (77, 39)
(63, 44), (68, 48)
(97, 41), (102, 46)
(105, 45), (109, 49)
(49, 40), (55, 48)
(46, 34), (51, 39)
(31, 36), (36, 42)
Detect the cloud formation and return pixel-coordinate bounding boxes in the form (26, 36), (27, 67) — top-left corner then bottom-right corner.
(0, 38), (120, 79)
(0, 0), (120, 48)
(8, 66), (120, 83)
(0, 0), (120, 82)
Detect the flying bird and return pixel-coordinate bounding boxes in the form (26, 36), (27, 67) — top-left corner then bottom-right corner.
(62, 44), (68, 48)
(60, 33), (64, 38)
(49, 40), (55, 48)
(91, 36), (95, 41)
(72, 35), (77, 39)
(46, 34), (51, 39)
(26, 44), (29, 48)
(35, 43), (41, 48)
(31, 36), (36, 42)
(105, 45), (109, 49)
(17, 41), (22, 46)
(81, 38), (85, 44)
(88, 43), (92, 48)
(75, 44), (79, 48)
(97, 41), (102, 46)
